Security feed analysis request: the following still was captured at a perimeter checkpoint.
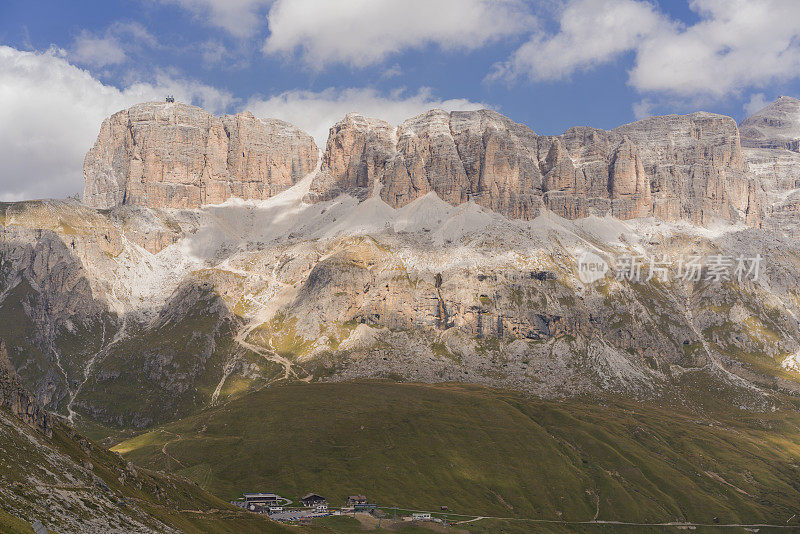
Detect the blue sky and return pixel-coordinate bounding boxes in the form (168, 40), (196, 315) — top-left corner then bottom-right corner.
(1, 0), (800, 200)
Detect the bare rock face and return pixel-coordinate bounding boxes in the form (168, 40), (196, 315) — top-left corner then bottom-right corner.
(84, 102), (761, 226)
(82, 102), (318, 209)
(741, 96), (800, 236)
(0, 339), (53, 437)
(309, 109), (761, 226)
(740, 96), (800, 152)
(612, 112), (757, 225)
(307, 113), (397, 202)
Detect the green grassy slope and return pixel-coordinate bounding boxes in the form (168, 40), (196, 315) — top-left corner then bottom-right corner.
(0, 509), (35, 534)
(0, 405), (296, 533)
(75, 282), (282, 429)
(113, 381), (800, 527)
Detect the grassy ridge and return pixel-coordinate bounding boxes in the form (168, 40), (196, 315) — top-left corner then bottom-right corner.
(113, 381), (800, 527)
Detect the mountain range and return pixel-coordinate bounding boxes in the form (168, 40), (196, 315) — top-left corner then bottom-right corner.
(3, 96), (800, 530)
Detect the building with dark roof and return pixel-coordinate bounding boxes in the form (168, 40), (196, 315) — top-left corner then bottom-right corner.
(301, 493), (326, 507)
(243, 493), (280, 507)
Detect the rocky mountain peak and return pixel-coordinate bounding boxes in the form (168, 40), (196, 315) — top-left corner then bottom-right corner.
(308, 108), (760, 225)
(82, 101), (318, 210)
(82, 102), (765, 227)
(740, 95), (800, 152)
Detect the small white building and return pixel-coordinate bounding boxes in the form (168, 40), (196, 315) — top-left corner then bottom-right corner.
(412, 512), (432, 521)
(315, 503), (328, 512)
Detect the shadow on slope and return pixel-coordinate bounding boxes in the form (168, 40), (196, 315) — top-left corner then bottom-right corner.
(114, 381), (800, 527)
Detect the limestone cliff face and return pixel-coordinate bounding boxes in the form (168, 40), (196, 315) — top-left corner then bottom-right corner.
(0, 339), (53, 437)
(740, 96), (800, 152)
(612, 112), (757, 225)
(82, 102), (318, 209)
(309, 109), (761, 225)
(741, 97), (800, 236)
(306, 113), (397, 202)
(84, 102), (761, 225)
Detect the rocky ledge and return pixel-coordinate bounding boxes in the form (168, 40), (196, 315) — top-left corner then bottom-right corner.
(82, 102), (319, 209)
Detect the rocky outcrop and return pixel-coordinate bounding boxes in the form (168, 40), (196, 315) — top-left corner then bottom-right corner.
(306, 113), (397, 202)
(83, 102), (762, 225)
(740, 96), (800, 152)
(0, 339), (53, 437)
(0, 207), (128, 424)
(3, 178), (798, 427)
(741, 97), (800, 236)
(612, 112), (757, 225)
(82, 102), (318, 209)
(308, 109), (761, 226)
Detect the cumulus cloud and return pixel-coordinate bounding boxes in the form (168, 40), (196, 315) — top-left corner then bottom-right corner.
(495, 0), (800, 99)
(70, 22), (160, 67)
(263, 0), (533, 69)
(491, 0), (670, 82)
(71, 32), (128, 67)
(245, 87), (488, 146)
(159, 0), (272, 38)
(632, 99), (655, 120)
(743, 93), (770, 117)
(630, 0), (800, 96)
(0, 45), (235, 201)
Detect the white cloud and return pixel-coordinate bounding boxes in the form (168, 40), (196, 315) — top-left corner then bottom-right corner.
(71, 32), (128, 67)
(743, 93), (770, 117)
(263, 0), (533, 69)
(200, 39), (228, 65)
(632, 99), (655, 120)
(160, 0), (272, 38)
(70, 22), (160, 67)
(491, 0), (669, 82)
(630, 0), (800, 96)
(245, 87), (488, 146)
(196, 39), (250, 70)
(382, 63), (403, 79)
(0, 46), (235, 201)
(114, 21), (160, 48)
(495, 0), (800, 99)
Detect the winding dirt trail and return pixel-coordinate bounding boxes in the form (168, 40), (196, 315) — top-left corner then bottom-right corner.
(234, 323), (299, 381)
(211, 278), (313, 402)
(159, 430), (186, 468)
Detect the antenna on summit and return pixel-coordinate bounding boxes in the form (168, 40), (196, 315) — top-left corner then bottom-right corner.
(165, 95), (175, 103)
